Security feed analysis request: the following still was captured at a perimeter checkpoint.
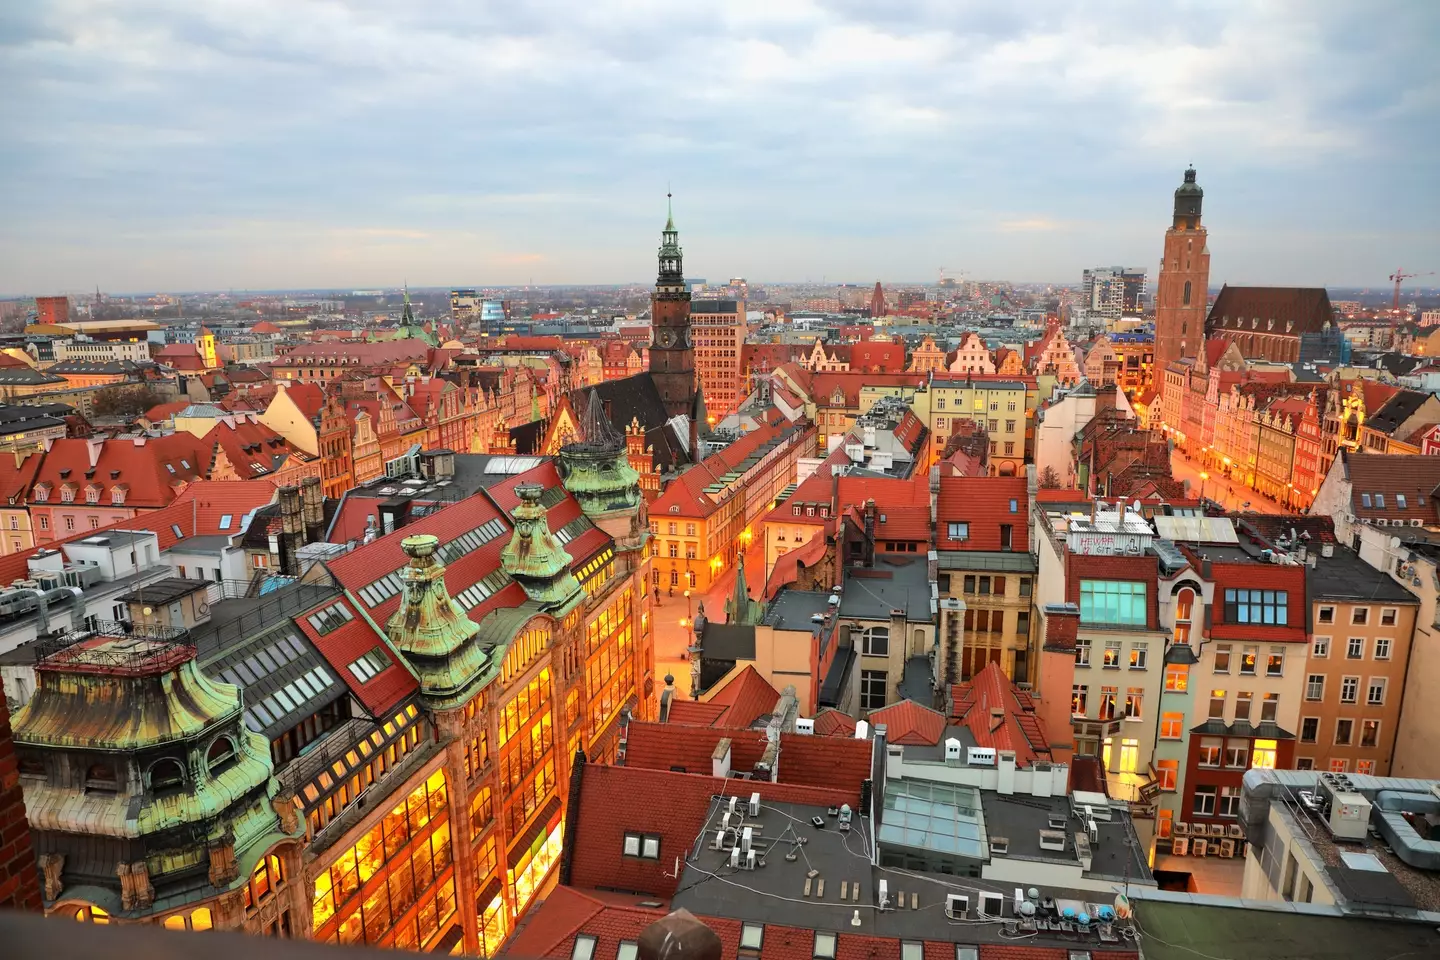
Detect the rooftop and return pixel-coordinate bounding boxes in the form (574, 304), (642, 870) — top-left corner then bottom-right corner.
(837, 557), (932, 622)
(1131, 896), (1440, 960)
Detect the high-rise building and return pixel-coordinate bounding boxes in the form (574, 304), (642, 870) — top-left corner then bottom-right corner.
(690, 298), (746, 418)
(647, 197), (697, 435)
(450, 289), (478, 321)
(1081, 267), (1147, 318)
(1152, 167), (1211, 372)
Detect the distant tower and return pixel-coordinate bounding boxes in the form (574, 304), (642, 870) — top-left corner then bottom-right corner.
(648, 195), (696, 424)
(870, 282), (885, 318)
(1152, 167), (1211, 372)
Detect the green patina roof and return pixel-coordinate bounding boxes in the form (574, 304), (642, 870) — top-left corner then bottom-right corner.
(13, 639), (241, 751)
(386, 534), (492, 705)
(501, 483), (583, 611)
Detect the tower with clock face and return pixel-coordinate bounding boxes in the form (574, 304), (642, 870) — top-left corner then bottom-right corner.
(649, 195), (696, 422)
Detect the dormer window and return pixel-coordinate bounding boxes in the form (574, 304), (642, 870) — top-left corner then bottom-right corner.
(32, 485), (48, 502)
(206, 737), (237, 773)
(85, 762), (119, 792)
(86, 486), (101, 503)
(61, 487), (75, 503)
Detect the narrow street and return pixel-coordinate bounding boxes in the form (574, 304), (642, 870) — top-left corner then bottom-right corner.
(1169, 447), (1288, 514)
(650, 536), (767, 705)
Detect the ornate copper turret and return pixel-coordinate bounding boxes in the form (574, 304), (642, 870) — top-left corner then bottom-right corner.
(386, 534), (492, 707)
(500, 484), (583, 614)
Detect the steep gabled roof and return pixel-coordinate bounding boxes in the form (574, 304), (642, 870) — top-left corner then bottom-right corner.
(936, 475), (1028, 550)
(1206, 285), (1334, 335)
(950, 661), (1051, 767)
(865, 699), (946, 745)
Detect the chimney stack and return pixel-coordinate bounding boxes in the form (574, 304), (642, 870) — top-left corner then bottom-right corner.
(279, 485), (302, 574)
(300, 476), (324, 542)
(863, 499), (877, 567)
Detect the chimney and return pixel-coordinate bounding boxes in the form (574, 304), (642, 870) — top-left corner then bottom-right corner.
(863, 499), (877, 567)
(1042, 602), (1079, 653)
(711, 738), (733, 779)
(300, 475), (324, 542)
(997, 750), (1017, 795)
(278, 485), (302, 574)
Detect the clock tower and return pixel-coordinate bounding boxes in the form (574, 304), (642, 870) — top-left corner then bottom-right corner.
(648, 195), (696, 422)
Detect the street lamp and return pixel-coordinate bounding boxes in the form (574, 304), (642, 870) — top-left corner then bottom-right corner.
(1199, 471), (1209, 502)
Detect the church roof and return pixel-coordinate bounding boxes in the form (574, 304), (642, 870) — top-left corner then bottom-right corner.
(1207, 285), (1334, 336)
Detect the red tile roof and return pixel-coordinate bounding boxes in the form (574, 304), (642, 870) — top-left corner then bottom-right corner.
(277, 381), (325, 419)
(936, 475), (1028, 550)
(202, 416), (317, 480)
(1338, 451), (1440, 526)
(838, 474), (930, 542)
(142, 400), (191, 424)
(775, 731), (872, 793)
(294, 595), (417, 717)
(31, 434), (210, 509)
(866, 699), (946, 745)
(762, 532), (828, 598)
(701, 665), (781, 728)
(568, 762), (862, 898)
(664, 699), (730, 727)
(0, 451), (42, 504)
(811, 707), (857, 737)
(950, 662), (1051, 766)
(625, 722), (771, 777)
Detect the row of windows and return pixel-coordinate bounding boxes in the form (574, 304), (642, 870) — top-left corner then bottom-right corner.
(934, 396), (1019, 412)
(1204, 689), (1282, 723)
(1311, 635), (1393, 660)
(1076, 638), (1148, 668)
(1317, 605), (1399, 627)
(1196, 737), (1279, 770)
(1299, 716), (1382, 747)
(1304, 674), (1387, 705)
(1071, 684), (1146, 721)
(1213, 643), (1286, 677)
(1296, 758), (1379, 774)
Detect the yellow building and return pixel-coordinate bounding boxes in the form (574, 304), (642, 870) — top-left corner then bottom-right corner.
(911, 376), (1046, 476)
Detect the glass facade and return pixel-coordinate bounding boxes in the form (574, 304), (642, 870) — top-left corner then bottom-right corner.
(877, 780), (987, 863)
(1079, 580), (1147, 626)
(313, 769), (454, 949)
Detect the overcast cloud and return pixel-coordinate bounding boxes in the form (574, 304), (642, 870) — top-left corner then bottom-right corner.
(1, 0), (1436, 293)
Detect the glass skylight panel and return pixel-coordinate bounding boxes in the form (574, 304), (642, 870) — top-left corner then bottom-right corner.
(243, 710), (262, 732)
(272, 688), (296, 712)
(255, 649), (277, 672)
(877, 780), (987, 859)
(251, 701), (274, 724)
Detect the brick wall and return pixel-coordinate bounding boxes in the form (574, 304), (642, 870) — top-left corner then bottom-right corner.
(0, 681), (42, 911)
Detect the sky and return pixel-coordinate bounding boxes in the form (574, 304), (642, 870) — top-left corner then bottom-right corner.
(2, 0), (1438, 295)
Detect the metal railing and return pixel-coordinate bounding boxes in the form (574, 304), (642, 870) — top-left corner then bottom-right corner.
(190, 582), (340, 656)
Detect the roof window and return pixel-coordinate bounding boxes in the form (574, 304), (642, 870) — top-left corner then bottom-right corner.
(218, 514), (232, 530)
(571, 936), (596, 960)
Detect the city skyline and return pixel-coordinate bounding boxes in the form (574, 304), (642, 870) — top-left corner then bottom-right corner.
(3, 1), (1438, 294)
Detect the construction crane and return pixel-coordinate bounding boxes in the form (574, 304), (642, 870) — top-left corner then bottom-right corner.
(1389, 268), (1434, 311)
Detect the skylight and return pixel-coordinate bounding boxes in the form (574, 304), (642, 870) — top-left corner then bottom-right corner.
(218, 514), (232, 530)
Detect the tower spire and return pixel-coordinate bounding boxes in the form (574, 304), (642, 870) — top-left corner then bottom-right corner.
(666, 189), (674, 231)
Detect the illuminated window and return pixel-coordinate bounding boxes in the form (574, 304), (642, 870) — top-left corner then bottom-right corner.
(1164, 664), (1188, 691)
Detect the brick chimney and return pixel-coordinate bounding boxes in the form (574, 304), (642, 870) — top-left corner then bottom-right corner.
(863, 498), (877, 567)
(1042, 602), (1079, 652)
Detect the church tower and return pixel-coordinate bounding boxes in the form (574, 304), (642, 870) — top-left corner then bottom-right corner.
(1152, 167), (1211, 373)
(648, 196), (695, 423)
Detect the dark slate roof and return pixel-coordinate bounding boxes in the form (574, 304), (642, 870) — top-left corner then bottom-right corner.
(690, 299), (740, 314)
(508, 417), (546, 454)
(1365, 389), (1433, 437)
(191, 584), (349, 740)
(1306, 544), (1417, 604)
(571, 374), (693, 471)
(696, 622), (756, 661)
(1206, 285), (1333, 335)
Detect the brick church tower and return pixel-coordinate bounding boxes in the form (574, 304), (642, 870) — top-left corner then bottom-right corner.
(1152, 167), (1211, 373)
(648, 195), (696, 428)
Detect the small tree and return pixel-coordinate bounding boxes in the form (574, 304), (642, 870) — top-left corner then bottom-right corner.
(1038, 465), (1062, 489)
(91, 384), (166, 418)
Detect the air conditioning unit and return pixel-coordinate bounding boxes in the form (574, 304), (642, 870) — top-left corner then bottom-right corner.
(1192, 839), (1208, 857)
(795, 718), (815, 735)
(1227, 823), (1244, 839)
(945, 894), (969, 920)
(1173, 821), (1190, 836)
(978, 893), (1004, 919)
(1219, 839), (1236, 858)
(1171, 837), (1189, 856)
(1210, 823), (1227, 838)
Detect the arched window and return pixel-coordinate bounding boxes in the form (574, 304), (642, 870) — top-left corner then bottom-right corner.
(1183, 281), (1192, 306)
(206, 737), (236, 772)
(149, 758), (186, 791)
(71, 904), (110, 924)
(862, 626), (889, 657)
(1174, 587), (1196, 646)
